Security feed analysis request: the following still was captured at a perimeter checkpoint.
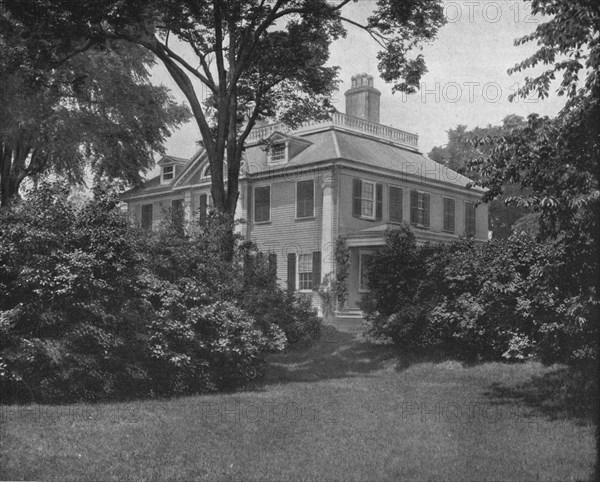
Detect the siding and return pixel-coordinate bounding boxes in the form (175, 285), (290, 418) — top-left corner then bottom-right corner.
(248, 172), (324, 289)
(338, 169), (487, 240)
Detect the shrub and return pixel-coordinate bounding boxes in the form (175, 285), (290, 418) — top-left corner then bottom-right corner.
(362, 226), (598, 365)
(0, 182), (314, 403)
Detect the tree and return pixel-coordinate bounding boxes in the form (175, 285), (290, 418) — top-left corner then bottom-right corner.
(0, 11), (191, 208)
(7, 0), (447, 218)
(428, 115), (532, 239)
(468, 0), (599, 244)
(466, 0), (599, 365)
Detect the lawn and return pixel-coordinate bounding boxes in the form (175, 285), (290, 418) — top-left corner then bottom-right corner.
(1, 328), (596, 481)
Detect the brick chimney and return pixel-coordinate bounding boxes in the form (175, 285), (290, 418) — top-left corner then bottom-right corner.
(344, 73), (381, 123)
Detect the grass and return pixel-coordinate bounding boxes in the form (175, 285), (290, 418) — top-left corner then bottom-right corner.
(1, 329), (597, 481)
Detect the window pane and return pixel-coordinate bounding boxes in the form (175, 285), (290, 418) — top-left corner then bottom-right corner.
(361, 181), (375, 217)
(362, 182), (374, 200)
(271, 144), (286, 162)
(163, 165), (174, 181)
(298, 253), (313, 290)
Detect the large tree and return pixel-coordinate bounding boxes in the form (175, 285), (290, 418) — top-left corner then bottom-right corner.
(428, 115), (536, 239)
(0, 12), (191, 208)
(468, 0), (599, 243)
(7, 0), (446, 216)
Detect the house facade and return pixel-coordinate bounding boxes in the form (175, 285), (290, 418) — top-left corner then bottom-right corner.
(122, 74), (488, 316)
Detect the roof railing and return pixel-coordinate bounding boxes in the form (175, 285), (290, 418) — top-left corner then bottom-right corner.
(245, 112), (419, 149)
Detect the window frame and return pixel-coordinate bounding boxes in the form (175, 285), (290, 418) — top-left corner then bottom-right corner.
(410, 190), (430, 228)
(360, 180), (376, 220)
(297, 253), (313, 291)
(268, 142), (288, 164)
(295, 179), (315, 219)
(388, 185), (403, 223)
(161, 165), (174, 183)
(254, 185), (271, 224)
(442, 197), (456, 233)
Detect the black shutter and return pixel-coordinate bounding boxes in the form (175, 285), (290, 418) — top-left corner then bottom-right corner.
(423, 193), (431, 227)
(199, 194), (207, 226)
(268, 253), (277, 278)
(449, 199), (455, 232)
(375, 183), (383, 220)
(410, 190), (418, 224)
(142, 204), (153, 230)
(352, 178), (362, 218)
(389, 186), (403, 222)
(312, 251), (321, 291)
(287, 253), (296, 291)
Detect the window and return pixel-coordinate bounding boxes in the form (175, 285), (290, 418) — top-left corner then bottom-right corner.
(270, 143), (286, 163)
(162, 165), (174, 183)
(288, 252), (321, 292)
(359, 253), (374, 292)
(254, 186), (271, 223)
(352, 179), (382, 220)
(361, 181), (375, 218)
(465, 201), (476, 236)
(296, 180), (314, 218)
(389, 186), (403, 223)
(298, 254), (313, 290)
(443, 197), (455, 232)
(141, 204), (153, 231)
(409, 190), (430, 227)
(202, 165), (211, 178)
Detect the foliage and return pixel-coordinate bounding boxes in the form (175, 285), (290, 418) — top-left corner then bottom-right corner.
(7, 0), (447, 216)
(428, 115), (534, 239)
(332, 236), (350, 310)
(362, 228), (598, 365)
(0, 182), (321, 403)
(0, 11), (190, 207)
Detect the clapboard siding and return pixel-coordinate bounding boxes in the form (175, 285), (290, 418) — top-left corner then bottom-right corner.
(338, 170), (487, 240)
(248, 173), (323, 288)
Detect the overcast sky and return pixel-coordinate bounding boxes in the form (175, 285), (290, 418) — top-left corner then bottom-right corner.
(153, 0), (565, 163)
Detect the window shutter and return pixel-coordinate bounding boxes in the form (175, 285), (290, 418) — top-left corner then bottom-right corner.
(312, 251), (321, 291)
(375, 184), (383, 220)
(142, 204), (153, 230)
(389, 186), (403, 222)
(449, 199), (455, 232)
(352, 179), (362, 218)
(410, 190), (419, 224)
(423, 193), (431, 227)
(287, 253), (296, 291)
(268, 253), (277, 278)
(199, 194), (207, 226)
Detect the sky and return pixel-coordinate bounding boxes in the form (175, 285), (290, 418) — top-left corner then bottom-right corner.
(152, 0), (565, 164)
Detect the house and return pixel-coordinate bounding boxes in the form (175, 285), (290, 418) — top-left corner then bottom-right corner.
(122, 73), (488, 317)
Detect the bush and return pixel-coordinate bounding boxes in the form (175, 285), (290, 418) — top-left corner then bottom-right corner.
(362, 226), (598, 365)
(0, 182), (315, 403)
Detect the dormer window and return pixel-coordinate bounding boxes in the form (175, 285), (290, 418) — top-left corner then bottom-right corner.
(269, 142), (287, 164)
(162, 165), (174, 183)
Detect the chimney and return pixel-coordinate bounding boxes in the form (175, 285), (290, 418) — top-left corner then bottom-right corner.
(344, 73), (381, 123)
